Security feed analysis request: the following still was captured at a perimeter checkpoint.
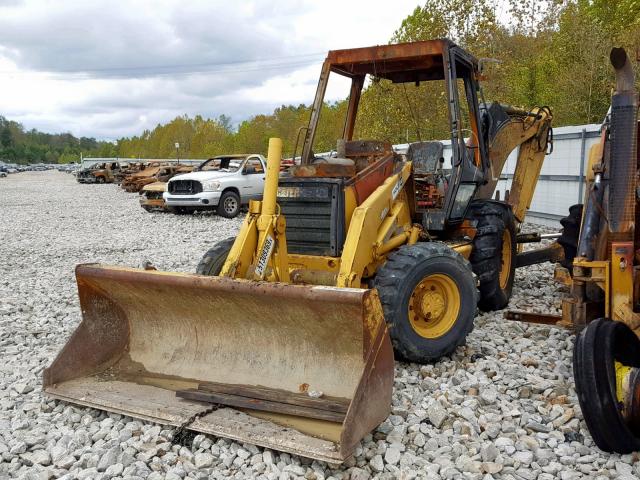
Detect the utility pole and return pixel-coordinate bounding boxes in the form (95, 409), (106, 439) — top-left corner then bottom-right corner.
(175, 142), (180, 163)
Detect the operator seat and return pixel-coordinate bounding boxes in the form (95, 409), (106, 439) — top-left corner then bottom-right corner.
(407, 141), (444, 174)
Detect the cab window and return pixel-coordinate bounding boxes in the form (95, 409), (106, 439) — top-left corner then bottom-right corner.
(244, 158), (264, 174)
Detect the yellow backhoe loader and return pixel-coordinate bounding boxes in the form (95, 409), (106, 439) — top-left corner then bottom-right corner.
(44, 40), (553, 462)
(558, 48), (640, 453)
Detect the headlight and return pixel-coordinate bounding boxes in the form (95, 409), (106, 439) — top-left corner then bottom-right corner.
(201, 180), (221, 191)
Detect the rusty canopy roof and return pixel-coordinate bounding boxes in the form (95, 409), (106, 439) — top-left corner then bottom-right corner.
(325, 39), (473, 83)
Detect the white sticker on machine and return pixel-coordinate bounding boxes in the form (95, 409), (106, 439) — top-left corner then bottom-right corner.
(255, 235), (275, 279)
(391, 175), (404, 200)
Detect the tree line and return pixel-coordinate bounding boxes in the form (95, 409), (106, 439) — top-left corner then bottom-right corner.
(4, 0), (639, 164)
(0, 116), (117, 164)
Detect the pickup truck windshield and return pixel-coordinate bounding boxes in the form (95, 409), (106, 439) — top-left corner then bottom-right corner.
(199, 157), (243, 172)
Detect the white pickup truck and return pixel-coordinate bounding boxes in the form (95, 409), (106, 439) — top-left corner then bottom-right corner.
(163, 154), (266, 217)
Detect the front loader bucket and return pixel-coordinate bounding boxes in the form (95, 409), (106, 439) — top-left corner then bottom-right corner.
(44, 264), (394, 463)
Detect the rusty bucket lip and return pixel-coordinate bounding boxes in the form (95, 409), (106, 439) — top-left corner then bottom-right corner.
(75, 263), (370, 304)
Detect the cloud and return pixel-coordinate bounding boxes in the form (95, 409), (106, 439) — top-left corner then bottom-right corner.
(0, 0), (299, 74)
(0, 0), (420, 139)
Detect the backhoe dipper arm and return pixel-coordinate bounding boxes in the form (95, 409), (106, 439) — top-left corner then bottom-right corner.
(507, 107), (553, 223)
(474, 106), (552, 224)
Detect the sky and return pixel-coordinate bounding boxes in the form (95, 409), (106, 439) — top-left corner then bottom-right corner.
(0, 0), (422, 141)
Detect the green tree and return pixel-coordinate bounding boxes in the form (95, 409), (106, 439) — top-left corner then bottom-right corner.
(0, 127), (13, 148)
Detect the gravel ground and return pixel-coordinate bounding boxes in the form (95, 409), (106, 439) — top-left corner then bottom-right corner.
(1, 171), (636, 480)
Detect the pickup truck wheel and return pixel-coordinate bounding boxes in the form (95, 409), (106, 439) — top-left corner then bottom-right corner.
(219, 191), (241, 218)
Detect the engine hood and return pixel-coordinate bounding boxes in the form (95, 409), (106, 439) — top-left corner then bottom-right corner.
(142, 181), (167, 192)
(168, 170), (237, 182)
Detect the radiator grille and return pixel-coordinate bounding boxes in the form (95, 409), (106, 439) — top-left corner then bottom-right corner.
(169, 180), (202, 195)
(277, 179), (344, 256)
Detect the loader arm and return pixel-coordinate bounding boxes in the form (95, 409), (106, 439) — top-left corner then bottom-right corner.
(474, 106), (553, 223)
(337, 162), (420, 288)
(220, 138), (290, 282)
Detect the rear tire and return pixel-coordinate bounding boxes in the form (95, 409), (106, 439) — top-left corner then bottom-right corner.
(196, 237), (236, 276)
(374, 242), (478, 364)
(467, 200), (516, 311)
(573, 318), (640, 453)
(558, 204), (583, 272)
(218, 191), (241, 218)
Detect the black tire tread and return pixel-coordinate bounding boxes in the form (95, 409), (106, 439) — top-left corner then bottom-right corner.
(196, 237), (236, 275)
(573, 318), (640, 453)
(558, 204), (583, 271)
(467, 200), (516, 311)
(374, 242), (478, 363)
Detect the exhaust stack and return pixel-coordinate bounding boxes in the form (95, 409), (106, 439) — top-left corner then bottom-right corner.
(607, 48), (638, 238)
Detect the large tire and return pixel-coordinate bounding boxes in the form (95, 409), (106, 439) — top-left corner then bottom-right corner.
(374, 242), (478, 364)
(574, 318), (640, 453)
(558, 204), (583, 271)
(467, 200), (516, 311)
(196, 237), (236, 276)
(218, 190), (241, 218)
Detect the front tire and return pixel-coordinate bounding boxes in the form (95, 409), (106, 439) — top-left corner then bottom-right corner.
(218, 191), (241, 218)
(467, 200), (516, 311)
(374, 242), (478, 364)
(196, 237), (236, 275)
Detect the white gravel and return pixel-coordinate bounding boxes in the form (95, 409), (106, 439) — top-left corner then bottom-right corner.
(0, 171), (635, 479)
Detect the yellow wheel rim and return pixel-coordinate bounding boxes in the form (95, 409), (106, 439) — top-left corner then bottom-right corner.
(499, 229), (512, 290)
(408, 273), (460, 339)
(615, 361), (633, 404)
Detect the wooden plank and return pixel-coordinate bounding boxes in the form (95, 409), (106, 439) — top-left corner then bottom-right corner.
(176, 389), (346, 423)
(198, 381), (350, 413)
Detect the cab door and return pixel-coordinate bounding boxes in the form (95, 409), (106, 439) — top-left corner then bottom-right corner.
(441, 47), (486, 224)
(241, 156), (266, 200)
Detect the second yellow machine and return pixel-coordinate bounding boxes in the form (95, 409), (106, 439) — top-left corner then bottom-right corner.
(45, 40), (552, 462)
